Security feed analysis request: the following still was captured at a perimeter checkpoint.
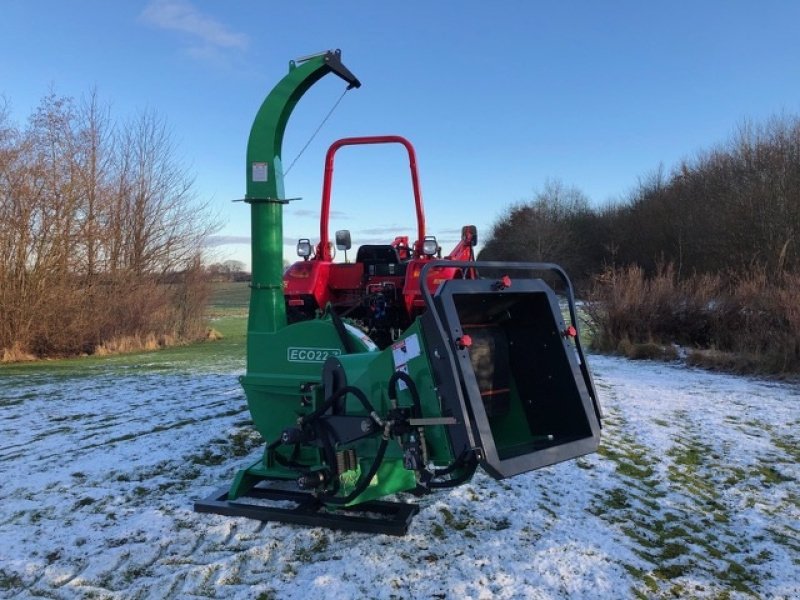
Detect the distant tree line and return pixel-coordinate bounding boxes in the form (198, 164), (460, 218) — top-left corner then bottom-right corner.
(480, 115), (800, 373)
(0, 92), (218, 360)
(480, 115), (800, 285)
(205, 260), (250, 282)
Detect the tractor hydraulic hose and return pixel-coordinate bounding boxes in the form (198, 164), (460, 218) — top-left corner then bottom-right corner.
(315, 418), (342, 495)
(268, 379), (393, 505)
(428, 461), (478, 489)
(432, 450), (469, 477)
(303, 387), (391, 505)
(272, 444), (312, 473)
(266, 433), (314, 472)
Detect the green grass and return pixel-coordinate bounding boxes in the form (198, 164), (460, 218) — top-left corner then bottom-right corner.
(209, 282), (250, 313)
(0, 570), (23, 590)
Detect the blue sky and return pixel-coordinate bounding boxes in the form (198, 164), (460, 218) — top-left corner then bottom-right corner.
(2, 1), (800, 269)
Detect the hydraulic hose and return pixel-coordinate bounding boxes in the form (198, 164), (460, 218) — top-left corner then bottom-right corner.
(271, 443), (311, 473)
(327, 304), (357, 354)
(322, 436), (390, 505)
(267, 382), (388, 503)
(268, 384), (378, 476)
(432, 450), (469, 477)
(387, 370), (422, 418)
(429, 461), (477, 489)
(300, 385), (378, 425)
(429, 450), (479, 488)
(315, 418), (342, 495)
(388, 370), (479, 488)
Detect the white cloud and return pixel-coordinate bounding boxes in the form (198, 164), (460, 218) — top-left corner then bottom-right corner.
(204, 235), (251, 247)
(140, 0), (248, 55)
(291, 208), (348, 219)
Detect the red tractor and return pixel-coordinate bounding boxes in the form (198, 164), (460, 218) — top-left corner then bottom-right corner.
(283, 135), (477, 348)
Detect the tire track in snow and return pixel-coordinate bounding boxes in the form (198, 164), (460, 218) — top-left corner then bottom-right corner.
(589, 358), (799, 598)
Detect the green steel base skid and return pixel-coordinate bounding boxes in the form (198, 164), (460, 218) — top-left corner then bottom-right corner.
(194, 483), (419, 536)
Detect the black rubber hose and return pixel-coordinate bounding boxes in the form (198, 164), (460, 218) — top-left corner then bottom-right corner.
(387, 370), (422, 418)
(429, 462), (477, 489)
(432, 448), (475, 477)
(272, 443), (312, 473)
(327, 304), (357, 354)
(268, 427), (314, 472)
(429, 453), (478, 488)
(301, 385), (377, 424)
(433, 457), (463, 477)
(322, 436), (390, 505)
(314, 418), (342, 496)
(263, 382), (387, 499)
(310, 391), (389, 505)
(270, 382), (386, 502)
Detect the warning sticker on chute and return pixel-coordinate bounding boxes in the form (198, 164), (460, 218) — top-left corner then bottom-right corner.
(392, 334), (420, 368)
(392, 334), (420, 390)
(252, 162), (268, 182)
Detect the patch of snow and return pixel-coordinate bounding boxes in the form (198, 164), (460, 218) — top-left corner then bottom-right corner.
(0, 355), (797, 598)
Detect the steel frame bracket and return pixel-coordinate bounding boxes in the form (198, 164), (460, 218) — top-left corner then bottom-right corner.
(194, 483), (419, 536)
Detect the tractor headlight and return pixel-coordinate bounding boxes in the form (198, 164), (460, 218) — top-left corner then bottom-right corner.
(296, 238), (312, 258)
(422, 236), (439, 257)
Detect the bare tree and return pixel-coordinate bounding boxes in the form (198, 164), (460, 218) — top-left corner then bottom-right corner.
(479, 179), (591, 277)
(0, 92), (219, 359)
(116, 110), (214, 276)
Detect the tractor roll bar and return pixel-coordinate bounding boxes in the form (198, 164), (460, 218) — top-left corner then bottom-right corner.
(319, 136), (426, 261)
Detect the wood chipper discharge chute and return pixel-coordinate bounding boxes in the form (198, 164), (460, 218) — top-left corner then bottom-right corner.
(195, 50), (602, 535)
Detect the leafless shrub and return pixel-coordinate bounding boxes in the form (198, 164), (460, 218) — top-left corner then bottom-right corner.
(585, 264), (719, 352)
(0, 92), (219, 360)
(588, 265), (800, 374)
(1, 343), (36, 363)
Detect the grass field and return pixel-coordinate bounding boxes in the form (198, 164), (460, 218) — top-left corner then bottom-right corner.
(207, 282), (250, 315)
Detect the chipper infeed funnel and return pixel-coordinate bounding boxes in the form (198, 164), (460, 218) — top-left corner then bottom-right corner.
(418, 262), (601, 480)
(195, 50), (601, 535)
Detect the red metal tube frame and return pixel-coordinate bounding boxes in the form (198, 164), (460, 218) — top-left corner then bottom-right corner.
(319, 135), (426, 261)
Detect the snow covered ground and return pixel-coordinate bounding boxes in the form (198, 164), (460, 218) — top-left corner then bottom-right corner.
(1, 354), (798, 599)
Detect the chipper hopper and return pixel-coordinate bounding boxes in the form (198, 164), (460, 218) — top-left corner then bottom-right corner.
(195, 50), (602, 535)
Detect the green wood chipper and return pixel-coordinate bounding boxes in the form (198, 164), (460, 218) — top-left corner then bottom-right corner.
(195, 50), (602, 535)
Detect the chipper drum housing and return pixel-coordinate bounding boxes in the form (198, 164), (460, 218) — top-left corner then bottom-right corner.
(195, 50), (602, 535)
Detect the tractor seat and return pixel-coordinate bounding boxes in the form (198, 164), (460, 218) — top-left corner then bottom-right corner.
(356, 245), (407, 277)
